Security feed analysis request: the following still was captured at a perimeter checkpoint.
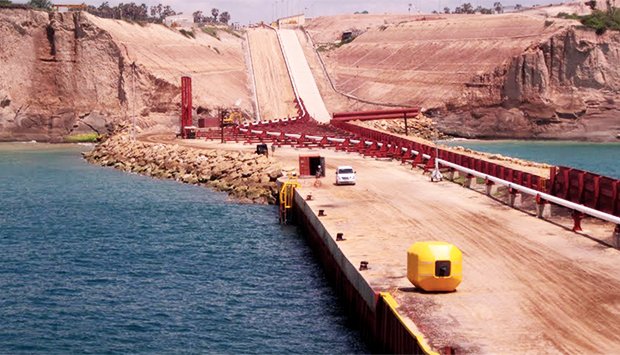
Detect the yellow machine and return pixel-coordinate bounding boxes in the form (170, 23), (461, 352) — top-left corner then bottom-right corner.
(407, 241), (462, 292)
(223, 110), (242, 126)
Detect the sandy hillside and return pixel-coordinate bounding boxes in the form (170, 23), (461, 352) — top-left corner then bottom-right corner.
(304, 11), (620, 141)
(306, 13), (569, 109)
(0, 9), (252, 142)
(246, 27), (297, 120)
(85, 13), (252, 116)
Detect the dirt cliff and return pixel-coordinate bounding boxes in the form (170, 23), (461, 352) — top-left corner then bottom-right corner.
(305, 10), (620, 141)
(0, 9), (251, 142)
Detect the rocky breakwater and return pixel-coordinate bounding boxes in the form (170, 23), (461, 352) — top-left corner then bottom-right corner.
(358, 113), (448, 140)
(83, 134), (283, 204)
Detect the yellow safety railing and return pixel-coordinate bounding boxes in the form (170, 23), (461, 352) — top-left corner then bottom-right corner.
(279, 178), (301, 209)
(279, 176), (301, 224)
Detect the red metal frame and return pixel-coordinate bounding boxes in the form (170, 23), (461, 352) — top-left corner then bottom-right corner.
(332, 108), (420, 121)
(200, 104), (620, 218)
(181, 76), (192, 138)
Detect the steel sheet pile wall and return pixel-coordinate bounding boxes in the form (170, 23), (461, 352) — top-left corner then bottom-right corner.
(550, 167), (620, 217)
(292, 199), (376, 344)
(292, 192), (431, 354)
(375, 295), (425, 354)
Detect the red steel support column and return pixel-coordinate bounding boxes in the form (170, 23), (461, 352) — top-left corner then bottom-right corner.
(485, 179), (495, 196)
(508, 187), (519, 207)
(572, 210), (584, 232)
(181, 76), (192, 138)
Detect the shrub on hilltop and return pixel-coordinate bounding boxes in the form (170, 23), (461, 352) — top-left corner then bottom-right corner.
(558, 8), (620, 35)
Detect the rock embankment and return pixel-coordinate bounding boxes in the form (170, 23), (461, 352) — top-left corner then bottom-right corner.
(450, 145), (551, 170)
(358, 113), (447, 140)
(83, 133), (283, 204)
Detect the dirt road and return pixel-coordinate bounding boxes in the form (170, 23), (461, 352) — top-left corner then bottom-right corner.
(278, 29), (331, 123)
(246, 28), (298, 120)
(141, 133), (620, 353)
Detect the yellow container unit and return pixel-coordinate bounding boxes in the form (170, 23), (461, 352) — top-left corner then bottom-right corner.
(407, 241), (463, 292)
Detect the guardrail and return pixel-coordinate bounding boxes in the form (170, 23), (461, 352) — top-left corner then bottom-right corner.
(332, 120), (620, 230)
(204, 118), (620, 230)
(332, 121), (550, 191)
(435, 159), (620, 226)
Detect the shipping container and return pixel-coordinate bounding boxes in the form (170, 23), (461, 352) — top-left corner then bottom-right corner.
(299, 155), (325, 177)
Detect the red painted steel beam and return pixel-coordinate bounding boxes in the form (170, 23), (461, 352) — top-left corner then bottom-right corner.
(333, 108), (420, 118)
(332, 113), (418, 122)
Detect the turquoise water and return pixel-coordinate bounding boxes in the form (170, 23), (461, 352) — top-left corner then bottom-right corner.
(441, 140), (620, 179)
(0, 144), (367, 354)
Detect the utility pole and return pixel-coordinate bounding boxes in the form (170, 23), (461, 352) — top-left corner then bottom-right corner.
(131, 61), (136, 141)
(220, 108), (225, 143)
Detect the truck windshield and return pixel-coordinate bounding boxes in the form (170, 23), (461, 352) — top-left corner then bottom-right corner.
(338, 168), (354, 174)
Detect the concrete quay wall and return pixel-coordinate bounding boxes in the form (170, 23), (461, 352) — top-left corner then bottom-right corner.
(292, 191), (429, 354)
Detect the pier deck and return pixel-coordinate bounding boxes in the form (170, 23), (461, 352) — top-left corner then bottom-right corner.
(145, 134), (620, 353)
(293, 149), (620, 353)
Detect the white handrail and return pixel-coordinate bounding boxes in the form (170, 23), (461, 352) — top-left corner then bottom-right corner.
(435, 158), (620, 225)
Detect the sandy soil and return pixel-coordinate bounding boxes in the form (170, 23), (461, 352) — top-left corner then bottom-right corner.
(86, 14), (253, 113)
(141, 132), (620, 353)
(246, 28), (298, 120)
(295, 29), (387, 113)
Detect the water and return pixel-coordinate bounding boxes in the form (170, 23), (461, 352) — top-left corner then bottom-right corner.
(441, 140), (620, 179)
(0, 143), (367, 354)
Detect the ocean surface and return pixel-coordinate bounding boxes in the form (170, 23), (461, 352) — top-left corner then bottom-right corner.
(441, 140), (620, 179)
(0, 143), (367, 354)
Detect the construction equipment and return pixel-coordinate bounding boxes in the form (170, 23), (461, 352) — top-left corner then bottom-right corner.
(222, 109), (243, 126)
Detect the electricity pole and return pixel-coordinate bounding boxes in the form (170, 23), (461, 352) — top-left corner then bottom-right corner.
(131, 61), (136, 141)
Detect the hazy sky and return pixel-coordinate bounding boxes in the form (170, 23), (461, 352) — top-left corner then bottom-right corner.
(23, 0), (552, 24)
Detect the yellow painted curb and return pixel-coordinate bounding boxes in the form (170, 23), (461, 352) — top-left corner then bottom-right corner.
(379, 292), (439, 355)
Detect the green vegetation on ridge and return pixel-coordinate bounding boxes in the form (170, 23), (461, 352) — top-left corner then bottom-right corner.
(64, 133), (100, 143)
(558, 8), (620, 35)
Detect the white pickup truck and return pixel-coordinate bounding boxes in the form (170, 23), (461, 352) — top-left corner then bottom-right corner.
(335, 166), (356, 185)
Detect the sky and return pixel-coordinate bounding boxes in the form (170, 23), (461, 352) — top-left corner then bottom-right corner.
(19, 0), (556, 24)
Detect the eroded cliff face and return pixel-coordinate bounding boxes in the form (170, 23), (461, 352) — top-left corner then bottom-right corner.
(0, 9), (251, 142)
(306, 13), (620, 141)
(0, 10), (176, 141)
(441, 27), (620, 141)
